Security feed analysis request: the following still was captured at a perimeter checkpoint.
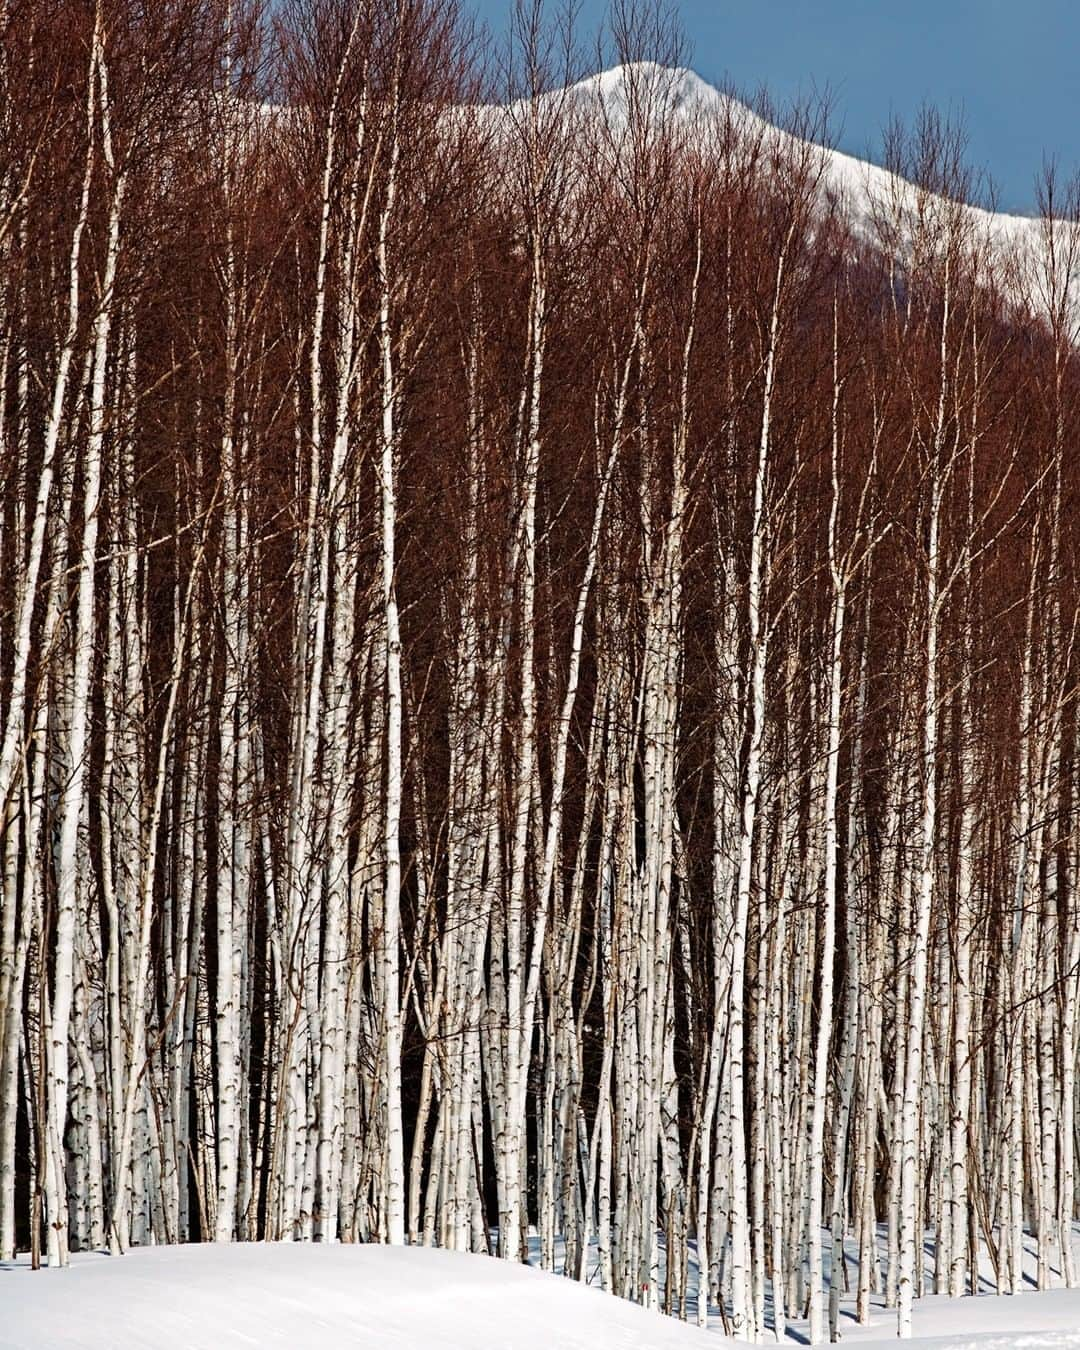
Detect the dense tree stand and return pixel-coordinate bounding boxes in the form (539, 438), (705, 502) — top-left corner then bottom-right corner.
(2, 2), (1080, 1343)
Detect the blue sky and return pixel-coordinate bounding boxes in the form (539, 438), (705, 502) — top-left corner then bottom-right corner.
(464, 1), (1079, 214)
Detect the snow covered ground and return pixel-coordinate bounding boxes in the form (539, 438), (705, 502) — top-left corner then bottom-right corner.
(6, 1241), (1080, 1350)
(852, 1290), (1080, 1350)
(777, 1229), (1080, 1348)
(0, 1243), (713, 1350)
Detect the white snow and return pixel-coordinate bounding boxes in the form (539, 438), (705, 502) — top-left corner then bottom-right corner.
(0, 1243), (714, 1350)
(509, 63), (1052, 305)
(8, 1241), (1080, 1349)
(851, 1288), (1080, 1350)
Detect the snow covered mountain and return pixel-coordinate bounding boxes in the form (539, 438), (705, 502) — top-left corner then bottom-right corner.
(515, 62), (1047, 284)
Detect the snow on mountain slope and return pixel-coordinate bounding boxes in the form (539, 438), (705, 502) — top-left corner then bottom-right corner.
(524, 63), (1047, 282)
(0, 1243), (714, 1350)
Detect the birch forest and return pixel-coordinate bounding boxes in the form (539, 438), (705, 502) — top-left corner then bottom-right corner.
(5, 0), (1080, 1341)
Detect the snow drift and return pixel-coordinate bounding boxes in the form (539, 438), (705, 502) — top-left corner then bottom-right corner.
(9, 1241), (1080, 1348)
(0, 1243), (715, 1350)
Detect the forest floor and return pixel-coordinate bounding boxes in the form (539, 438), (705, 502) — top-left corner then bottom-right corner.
(5, 1235), (1080, 1348)
(768, 1226), (1080, 1348)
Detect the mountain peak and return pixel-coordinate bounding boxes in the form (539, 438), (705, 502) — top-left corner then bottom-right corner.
(570, 62), (724, 119)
